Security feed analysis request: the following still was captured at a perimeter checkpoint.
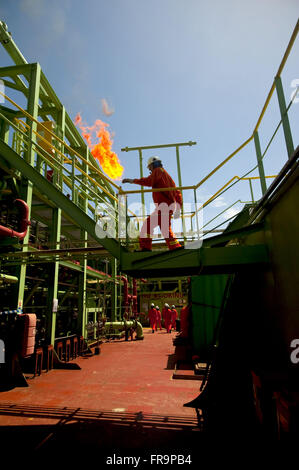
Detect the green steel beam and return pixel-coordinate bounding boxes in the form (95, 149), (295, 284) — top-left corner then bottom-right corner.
(111, 258), (118, 321)
(203, 222), (265, 248)
(16, 63), (41, 310)
(120, 244), (269, 278)
(1, 78), (28, 95)
(78, 146), (88, 338)
(0, 139), (122, 259)
(0, 64), (31, 79)
(0, 118), (9, 143)
(0, 21), (28, 65)
(121, 141), (197, 152)
(46, 208), (61, 345)
(275, 76), (294, 159)
(253, 131), (267, 196)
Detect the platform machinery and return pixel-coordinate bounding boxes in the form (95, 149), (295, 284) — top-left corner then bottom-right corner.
(0, 19), (298, 435)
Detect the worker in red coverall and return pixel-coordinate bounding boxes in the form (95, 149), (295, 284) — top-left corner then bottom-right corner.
(162, 303), (172, 333)
(170, 305), (178, 331)
(156, 306), (162, 331)
(148, 303), (157, 333)
(180, 305), (190, 338)
(122, 156), (182, 251)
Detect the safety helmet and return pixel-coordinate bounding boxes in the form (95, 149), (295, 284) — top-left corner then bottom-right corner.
(164, 303), (169, 308)
(156, 306), (159, 310)
(147, 156), (161, 168)
(171, 305), (175, 309)
(151, 303), (155, 307)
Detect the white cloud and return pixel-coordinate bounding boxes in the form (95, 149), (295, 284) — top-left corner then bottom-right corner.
(210, 196), (227, 208)
(225, 207), (240, 219)
(20, 0), (68, 40)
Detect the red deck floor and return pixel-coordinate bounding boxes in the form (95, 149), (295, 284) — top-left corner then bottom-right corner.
(0, 329), (203, 459)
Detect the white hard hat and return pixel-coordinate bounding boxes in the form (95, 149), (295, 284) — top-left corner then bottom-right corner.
(164, 303), (169, 307)
(151, 303), (155, 307)
(156, 306), (159, 310)
(147, 156), (161, 168)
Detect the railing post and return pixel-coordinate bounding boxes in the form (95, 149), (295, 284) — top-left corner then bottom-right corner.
(253, 131), (267, 196)
(176, 145), (186, 242)
(193, 188), (200, 242)
(138, 148), (145, 218)
(111, 258), (118, 322)
(248, 179), (255, 203)
(275, 76), (294, 159)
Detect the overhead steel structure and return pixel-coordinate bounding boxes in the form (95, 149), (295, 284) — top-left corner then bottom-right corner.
(0, 19), (298, 347)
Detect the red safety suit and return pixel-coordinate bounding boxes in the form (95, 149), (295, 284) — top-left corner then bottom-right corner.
(156, 309), (162, 330)
(133, 167), (182, 250)
(171, 308), (178, 330)
(148, 307), (157, 331)
(162, 307), (172, 333)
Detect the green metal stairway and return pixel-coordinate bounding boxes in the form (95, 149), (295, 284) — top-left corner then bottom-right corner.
(0, 138), (270, 278)
(0, 19), (297, 279)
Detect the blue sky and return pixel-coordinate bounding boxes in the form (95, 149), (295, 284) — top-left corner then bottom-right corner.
(0, 0), (298, 230)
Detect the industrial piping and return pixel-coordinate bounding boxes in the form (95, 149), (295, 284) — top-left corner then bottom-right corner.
(0, 199), (31, 240)
(104, 320), (144, 340)
(0, 273), (18, 283)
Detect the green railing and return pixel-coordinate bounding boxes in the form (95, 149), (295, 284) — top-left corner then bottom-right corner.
(119, 20), (298, 247)
(0, 20), (298, 251)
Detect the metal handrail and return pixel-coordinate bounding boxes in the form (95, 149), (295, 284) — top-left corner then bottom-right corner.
(119, 20), (298, 197)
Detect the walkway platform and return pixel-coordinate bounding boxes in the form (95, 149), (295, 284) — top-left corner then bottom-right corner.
(0, 329), (202, 458)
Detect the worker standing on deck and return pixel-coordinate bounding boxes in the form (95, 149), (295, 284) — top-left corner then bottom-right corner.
(180, 304), (190, 338)
(162, 303), (172, 333)
(171, 305), (178, 331)
(122, 156), (182, 251)
(156, 306), (162, 330)
(148, 303), (157, 333)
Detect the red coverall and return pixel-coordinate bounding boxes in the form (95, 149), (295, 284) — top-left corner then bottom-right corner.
(162, 307), (172, 333)
(133, 167), (182, 250)
(156, 309), (162, 330)
(171, 308), (178, 330)
(148, 307), (157, 331)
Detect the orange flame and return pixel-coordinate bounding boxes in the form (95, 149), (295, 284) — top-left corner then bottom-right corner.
(74, 112), (123, 180)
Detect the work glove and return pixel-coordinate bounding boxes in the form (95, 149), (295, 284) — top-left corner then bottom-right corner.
(122, 178), (134, 184)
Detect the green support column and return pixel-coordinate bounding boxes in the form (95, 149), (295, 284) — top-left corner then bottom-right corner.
(275, 76), (294, 159)
(253, 131), (267, 196)
(46, 207), (61, 345)
(111, 258), (118, 321)
(56, 105), (65, 190)
(0, 120), (9, 143)
(17, 63), (41, 310)
(78, 229), (88, 338)
(46, 105), (65, 345)
(78, 146), (89, 338)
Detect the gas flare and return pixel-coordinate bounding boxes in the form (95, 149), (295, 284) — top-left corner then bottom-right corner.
(74, 112), (123, 180)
